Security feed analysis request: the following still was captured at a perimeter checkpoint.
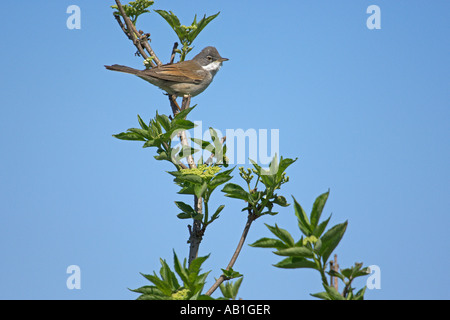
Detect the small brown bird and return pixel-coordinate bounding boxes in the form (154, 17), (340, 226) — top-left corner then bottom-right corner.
(105, 46), (228, 97)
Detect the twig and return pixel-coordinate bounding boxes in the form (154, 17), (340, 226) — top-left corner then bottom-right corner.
(181, 95), (191, 111)
(330, 254), (339, 291)
(205, 213), (256, 296)
(169, 42), (179, 64)
(168, 94), (181, 114)
(114, 0), (149, 61)
(114, 0), (162, 67)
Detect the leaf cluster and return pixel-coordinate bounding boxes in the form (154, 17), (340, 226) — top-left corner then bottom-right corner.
(113, 107), (197, 169)
(250, 191), (370, 300)
(112, 0), (154, 25)
(132, 252), (243, 300)
(222, 156), (296, 219)
(132, 251), (210, 300)
(154, 10), (220, 61)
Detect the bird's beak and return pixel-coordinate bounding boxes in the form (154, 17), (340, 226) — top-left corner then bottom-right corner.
(219, 57), (229, 62)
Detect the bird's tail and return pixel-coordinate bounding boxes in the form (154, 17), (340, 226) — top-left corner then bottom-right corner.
(104, 64), (139, 75)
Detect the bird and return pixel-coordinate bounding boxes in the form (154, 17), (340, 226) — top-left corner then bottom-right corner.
(105, 46), (228, 97)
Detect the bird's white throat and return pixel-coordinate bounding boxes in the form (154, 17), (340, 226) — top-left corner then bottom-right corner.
(202, 61), (222, 74)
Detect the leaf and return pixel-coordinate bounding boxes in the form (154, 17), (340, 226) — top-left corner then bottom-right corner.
(276, 157), (297, 181)
(176, 213), (192, 219)
(113, 131), (146, 141)
(273, 247), (314, 258)
(310, 291), (331, 300)
(273, 195), (289, 207)
(194, 181), (208, 198)
(323, 284), (345, 300)
(128, 127), (152, 140)
(313, 214), (332, 238)
(221, 268), (243, 280)
(156, 113), (171, 132)
(159, 258), (180, 291)
(354, 286), (367, 300)
(174, 201), (195, 215)
(140, 272), (172, 296)
(221, 183), (249, 201)
(210, 205), (225, 222)
(327, 270), (345, 282)
(249, 237), (288, 249)
(310, 190), (329, 230)
(273, 257), (317, 269)
(187, 12), (220, 43)
(318, 221), (348, 263)
(292, 197), (312, 236)
(176, 174), (204, 185)
(172, 252), (189, 286)
(264, 224), (295, 247)
(137, 114), (149, 130)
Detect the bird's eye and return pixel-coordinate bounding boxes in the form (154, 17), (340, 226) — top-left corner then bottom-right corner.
(207, 56), (213, 61)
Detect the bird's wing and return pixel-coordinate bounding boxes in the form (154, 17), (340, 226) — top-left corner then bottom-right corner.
(137, 61), (206, 84)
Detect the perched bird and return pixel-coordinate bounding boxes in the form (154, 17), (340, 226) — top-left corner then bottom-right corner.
(105, 46), (228, 97)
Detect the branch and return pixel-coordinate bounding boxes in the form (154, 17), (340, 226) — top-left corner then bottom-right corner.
(113, 0), (162, 67)
(169, 42), (179, 64)
(205, 213), (256, 296)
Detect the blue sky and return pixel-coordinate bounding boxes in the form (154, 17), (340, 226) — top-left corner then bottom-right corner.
(0, 0), (449, 299)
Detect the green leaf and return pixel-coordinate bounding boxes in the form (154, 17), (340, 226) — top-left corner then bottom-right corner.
(292, 196), (312, 236)
(156, 113), (171, 132)
(140, 272), (172, 296)
(159, 258), (180, 291)
(273, 257), (317, 269)
(194, 181), (208, 198)
(327, 270), (345, 282)
(221, 183), (249, 201)
(313, 214), (332, 238)
(137, 114), (149, 130)
(318, 221), (348, 263)
(172, 252), (189, 285)
(310, 291), (331, 300)
(174, 201), (195, 215)
(273, 195), (289, 207)
(354, 286), (367, 300)
(310, 190), (329, 230)
(210, 205), (225, 221)
(221, 268), (243, 280)
(128, 127), (152, 140)
(264, 224), (295, 247)
(276, 157), (297, 180)
(273, 247), (314, 258)
(323, 284), (345, 300)
(187, 12), (220, 43)
(177, 213), (191, 219)
(176, 174), (204, 185)
(113, 131), (146, 141)
(249, 237), (288, 249)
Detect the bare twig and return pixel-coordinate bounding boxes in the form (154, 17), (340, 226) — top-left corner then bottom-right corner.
(114, 0), (162, 67)
(205, 213), (256, 296)
(181, 95), (191, 111)
(168, 94), (181, 114)
(169, 42), (179, 64)
(329, 254), (339, 291)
